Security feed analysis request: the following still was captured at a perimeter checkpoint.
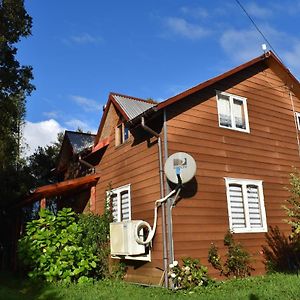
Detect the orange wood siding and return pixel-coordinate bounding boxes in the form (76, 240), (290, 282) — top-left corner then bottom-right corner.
(166, 64), (300, 277)
(94, 105), (165, 285)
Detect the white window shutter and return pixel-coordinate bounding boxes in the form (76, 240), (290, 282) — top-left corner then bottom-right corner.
(229, 184), (246, 228)
(247, 185), (262, 228)
(120, 191), (130, 221)
(111, 193), (119, 222)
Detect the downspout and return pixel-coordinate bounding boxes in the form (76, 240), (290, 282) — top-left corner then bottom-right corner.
(163, 109), (175, 267)
(140, 117), (169, 288)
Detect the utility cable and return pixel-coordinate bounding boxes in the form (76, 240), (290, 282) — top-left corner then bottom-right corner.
(234, 0), (283, 63)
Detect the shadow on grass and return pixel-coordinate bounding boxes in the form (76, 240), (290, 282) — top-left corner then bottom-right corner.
(249, 293), (259, 300)
(0, 272), (62, 300)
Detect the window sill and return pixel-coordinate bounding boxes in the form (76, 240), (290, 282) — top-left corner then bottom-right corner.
(115, 138), (131, 149)
(219, 124), (250, 134)
(231, 227), (268, 234)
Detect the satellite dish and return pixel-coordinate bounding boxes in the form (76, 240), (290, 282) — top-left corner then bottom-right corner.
(164, 152), (197, 184)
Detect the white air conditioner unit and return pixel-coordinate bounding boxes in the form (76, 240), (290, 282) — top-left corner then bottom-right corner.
(110, 220), (146, 256)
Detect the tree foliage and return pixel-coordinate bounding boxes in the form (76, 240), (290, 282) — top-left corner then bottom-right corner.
(25, 132), (63, 188)
(0, 0), (34, 207)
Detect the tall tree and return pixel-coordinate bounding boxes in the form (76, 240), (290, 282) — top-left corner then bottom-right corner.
(0, 0), (34, 207)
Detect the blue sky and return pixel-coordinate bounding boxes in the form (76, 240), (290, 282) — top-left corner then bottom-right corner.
(19, 0), (300, 155)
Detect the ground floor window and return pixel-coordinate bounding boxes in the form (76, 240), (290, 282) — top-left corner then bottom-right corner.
(108, 184), (131, 222)
(225, 178), (267, 233)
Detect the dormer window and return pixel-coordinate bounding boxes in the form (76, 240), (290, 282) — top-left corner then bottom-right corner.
(115, 122), (130, 146)
(216, 91), (250, 133)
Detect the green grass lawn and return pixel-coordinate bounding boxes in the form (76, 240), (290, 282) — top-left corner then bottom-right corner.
(0, 273), (299, 300)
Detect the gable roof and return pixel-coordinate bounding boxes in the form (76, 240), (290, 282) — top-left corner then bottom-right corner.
(65, 131), (95, 154)
(111, 93), (156, 121)
(57, 131), (96, 173)
(95, 51), (300, 144)
(94, 92), (156, 144)
(157, 51), (300, 111)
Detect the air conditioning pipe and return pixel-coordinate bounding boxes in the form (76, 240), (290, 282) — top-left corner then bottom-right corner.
(134, 188), (177, 245)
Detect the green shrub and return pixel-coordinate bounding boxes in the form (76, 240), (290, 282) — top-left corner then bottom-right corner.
(208, 231), (254, 278)
(18, 208), (98, 283)
(261, 171), (300, 273)
(78, 211), (125, 279)
(262, 226), (300, 273)
(168, 257), (211, 290)
(284, 171), (300, 236)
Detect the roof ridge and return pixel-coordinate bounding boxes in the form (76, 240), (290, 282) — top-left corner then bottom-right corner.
(65, 130), (96, 136)
(110, 92), (156, 104)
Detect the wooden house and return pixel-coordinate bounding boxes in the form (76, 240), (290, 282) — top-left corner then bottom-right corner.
(22, 51), (300, 286)
(87, 51), (300, 285)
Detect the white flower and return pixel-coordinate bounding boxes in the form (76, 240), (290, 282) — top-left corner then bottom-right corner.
(169, 263), (174, 269)
(171, 273), (176, 278)
(173, 260), (178, 267)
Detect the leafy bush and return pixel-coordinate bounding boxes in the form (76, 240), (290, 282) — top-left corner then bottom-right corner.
(208, 231), (254, 278)
(18, 208), (98, 283)
(78, 211), (125, 279)
(284, 171), (300, 239)
(262, 226), (300, 273)
(168, 257), (211, 290)
(262, 171), (300, 273)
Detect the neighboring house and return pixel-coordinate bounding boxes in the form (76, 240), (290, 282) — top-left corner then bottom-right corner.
(21, 51), (300, 286)
(21, 131), (98, 213)
(87, 51), (300, 285)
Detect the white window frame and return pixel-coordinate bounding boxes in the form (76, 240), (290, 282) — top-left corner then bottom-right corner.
(107, 184), (131, 223)
(225, 178), (267, 233)
(115, 123), (130, 146)
(295, 112), (300, 131)
(216, 91), (250, 133)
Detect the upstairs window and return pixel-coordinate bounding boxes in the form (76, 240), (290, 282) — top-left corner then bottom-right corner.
(108, 184), (131, 222)
(295, 112), (300, 130)
(115, 122), (130, 146)
(225, 178), (267, 233)
(217, 91), (250, 133)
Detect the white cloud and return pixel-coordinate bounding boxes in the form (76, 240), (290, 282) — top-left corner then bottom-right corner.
(22, 119), (65, 157)
(63, 33), (103, 45)
(245, 3), (272, 19)
(282, 42), (300, 78)
(180, 6), (208, 19)
(164, 17), (211, 40)
(70, 95), (101, 112)
(43, 111), (60, 118)
(220, 29), (264, 62)
(219, 24), (300, 80)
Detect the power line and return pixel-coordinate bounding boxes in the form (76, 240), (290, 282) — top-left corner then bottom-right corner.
(234, 0), (283, 62)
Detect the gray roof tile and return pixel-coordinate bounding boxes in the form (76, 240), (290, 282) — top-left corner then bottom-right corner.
(112, 94), (155, 120)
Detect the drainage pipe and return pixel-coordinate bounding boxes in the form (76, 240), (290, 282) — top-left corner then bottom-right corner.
(163, 109), (175, 267)
(140, 116), (169, 288)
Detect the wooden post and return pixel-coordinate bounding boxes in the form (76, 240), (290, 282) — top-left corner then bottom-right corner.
(90, 186), (96, 212)
(40, 198), (46, 210)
